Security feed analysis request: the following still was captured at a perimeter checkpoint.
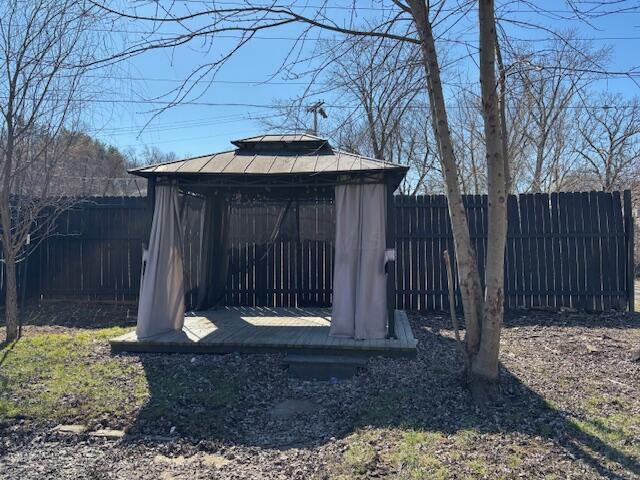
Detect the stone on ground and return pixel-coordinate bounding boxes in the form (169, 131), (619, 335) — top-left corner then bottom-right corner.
(89, 429), (125, 439)
(154, 455), (187, 466)
(53, 424), (87, 434)
(153, 453), (230, 469)
(270, 399), (317, 419)
(200, 453), (231, 468)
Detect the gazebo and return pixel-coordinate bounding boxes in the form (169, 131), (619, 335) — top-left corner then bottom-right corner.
(111, 134), (417, 360)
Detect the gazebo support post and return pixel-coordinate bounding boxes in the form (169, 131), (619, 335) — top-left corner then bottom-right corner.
(147, 177), (157, 237)
(385, 176), (397, 339)
(295, 198), (303, 307)
(147, 177), (156, 211)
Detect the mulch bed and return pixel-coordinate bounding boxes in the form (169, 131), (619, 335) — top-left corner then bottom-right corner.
(0, 303), (638, 479)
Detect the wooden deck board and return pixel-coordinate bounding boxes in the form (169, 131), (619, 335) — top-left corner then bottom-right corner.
(396, 312), (408, 343)
(110, 308), (417, 357)
(398, 311), (418, 346)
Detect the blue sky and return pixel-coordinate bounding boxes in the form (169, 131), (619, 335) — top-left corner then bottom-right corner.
(89, 1), (640, 162)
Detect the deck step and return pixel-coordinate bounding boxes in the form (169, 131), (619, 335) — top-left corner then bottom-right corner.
(284, 353), (367, 380)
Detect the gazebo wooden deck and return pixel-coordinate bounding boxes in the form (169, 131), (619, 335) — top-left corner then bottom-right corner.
(110, 307), (417, 358)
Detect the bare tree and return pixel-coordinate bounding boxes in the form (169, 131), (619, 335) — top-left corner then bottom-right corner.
(504, 34), (609, 192)
(399, 0), (499, 385)
(573, 94), (640, 192)
(0, 0), (101, 341)
(330, 41), (420, 153)
(265, 37), (440, 194)
(474, 0), (508, 387)
(328, 108), (441, 195)
(449, 68), (531, 196)
(327, 38), (441, 194)
(137, 145), (178, 166)
(394, 108), (443, 195)
(451, 91), (487, 194)
(45, 131), (137, 196)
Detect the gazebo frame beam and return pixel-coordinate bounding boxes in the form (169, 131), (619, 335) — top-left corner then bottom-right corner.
(153, 171), (393, 189)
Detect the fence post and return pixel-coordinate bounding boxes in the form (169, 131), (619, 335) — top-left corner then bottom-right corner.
(623, 190), (635, 312)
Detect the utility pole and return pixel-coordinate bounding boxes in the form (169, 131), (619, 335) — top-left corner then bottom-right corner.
(306, 101), (327, 135)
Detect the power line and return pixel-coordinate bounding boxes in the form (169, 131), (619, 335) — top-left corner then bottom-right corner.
(89, 74), (321, 85)
(92, 112), (281, 136)
(91, 110), (269, 132)
(126, 1), (401, 12)
(94, 26), (640, 43)
(9, 20), (640, 44)
(100, 0), (640, 15)
(87, 72), (640, 86)
(50, 174), (143, 181)
(114, 128), (267, 148)
(13, 97), (632, 110)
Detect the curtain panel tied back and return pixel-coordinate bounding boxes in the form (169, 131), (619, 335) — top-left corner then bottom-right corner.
(330, 182), (388, 340)
(136, 184), (185, 339)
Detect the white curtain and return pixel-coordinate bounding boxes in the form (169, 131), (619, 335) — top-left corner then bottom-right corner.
(136, 184), (185, 338)
(330, 182), (387, 340)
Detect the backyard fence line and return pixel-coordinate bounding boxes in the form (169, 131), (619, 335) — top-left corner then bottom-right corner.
(0, 191), (635, 312)
(0, 196), (151, 306)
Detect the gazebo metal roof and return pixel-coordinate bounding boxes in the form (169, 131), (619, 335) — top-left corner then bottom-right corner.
(129, 134), (408, 178)
(231, 133), (326, 147)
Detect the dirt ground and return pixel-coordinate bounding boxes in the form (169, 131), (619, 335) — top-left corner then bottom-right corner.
(0, 302), (638, 479)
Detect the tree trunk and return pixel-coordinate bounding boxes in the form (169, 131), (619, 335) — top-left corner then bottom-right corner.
(0, 162), (18, 342)
(472, 0), (508, 383)
(0, 146), (18, 341)
(531, 143), (546, 193)
(495, 32), (511, 193)
(4, 253), (19, 342)
(408, 0), (484, 356)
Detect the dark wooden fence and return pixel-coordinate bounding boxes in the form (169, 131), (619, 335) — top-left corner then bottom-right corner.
(0, 191), (635, 311)
(10, 197), (150, 303)
(394, 191), (634, 312)
(0, 243), (39, 307)
(223, 198), (335, 308)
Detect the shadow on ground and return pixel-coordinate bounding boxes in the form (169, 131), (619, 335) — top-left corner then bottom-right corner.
(123, 312), (639, 479)
(0, 301), (136, 330)
(503, 308), (640, 329)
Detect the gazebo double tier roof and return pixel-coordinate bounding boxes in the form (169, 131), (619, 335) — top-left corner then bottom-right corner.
(129, 133), (407, 194)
